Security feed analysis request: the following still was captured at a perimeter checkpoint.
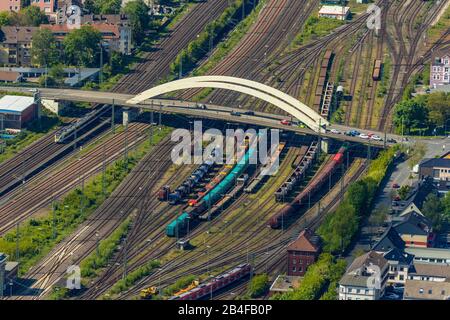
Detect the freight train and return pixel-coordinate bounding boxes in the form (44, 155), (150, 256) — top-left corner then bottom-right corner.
(372, 59), (382, 81)
(168, 263), (252, 300)
(268, 145), (347, 229)
(166, 141), (257, 237)
(313, 50), (334, 111)
(163, 150), (217, 204)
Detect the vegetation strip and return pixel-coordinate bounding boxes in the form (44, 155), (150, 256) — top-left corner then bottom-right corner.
(0, 126), (171, 275)
(273, 146), (399, 300)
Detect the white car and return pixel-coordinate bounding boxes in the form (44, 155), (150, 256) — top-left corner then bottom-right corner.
(359, 133), (369, 139)
(330, 129), (341, 134)
(371, 135), (382, 141)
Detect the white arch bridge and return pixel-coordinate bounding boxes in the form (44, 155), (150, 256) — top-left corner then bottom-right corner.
(127, 76), (329, 133)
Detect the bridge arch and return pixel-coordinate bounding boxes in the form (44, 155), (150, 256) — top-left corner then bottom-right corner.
(126, 76), (329, 132)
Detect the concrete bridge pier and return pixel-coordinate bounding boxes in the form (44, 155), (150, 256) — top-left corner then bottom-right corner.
(122, 107), (138, 126)
(321, 138), (330, 154)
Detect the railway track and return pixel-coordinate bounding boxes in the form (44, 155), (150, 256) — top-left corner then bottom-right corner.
(0, 123), (150, 236)
(113, 0), (230, 95)
(14, 135), (176, 299)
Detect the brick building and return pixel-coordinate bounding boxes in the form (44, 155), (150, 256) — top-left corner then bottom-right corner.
(286, 228), (321, 276)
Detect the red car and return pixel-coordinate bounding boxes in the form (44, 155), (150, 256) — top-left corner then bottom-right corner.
(280, 119), (291, 125)
(392, 183), (400, 189)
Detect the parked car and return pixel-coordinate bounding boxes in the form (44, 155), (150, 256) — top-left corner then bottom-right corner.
(230, 111), (241, 116)
(387, 138), (397, 143)
(243, 110), (255, 116)
(371, 135), (382, 141)
(384, 292), (400, 300)
(280, 119), (291, 125)
(345, 130), (360, 136)
(197, 103), (207, 109)
(392, 183), (400, 189)
(359, 133), (369, 139)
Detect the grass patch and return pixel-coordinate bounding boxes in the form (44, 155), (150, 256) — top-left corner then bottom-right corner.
(290, 16), (345, 49)
(80, 217), (132, 280)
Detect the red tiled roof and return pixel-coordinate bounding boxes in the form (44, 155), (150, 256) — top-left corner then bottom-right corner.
(287, 229), (321, 253)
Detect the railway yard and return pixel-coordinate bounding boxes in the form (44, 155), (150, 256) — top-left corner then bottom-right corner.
(0, 0), (450, 304)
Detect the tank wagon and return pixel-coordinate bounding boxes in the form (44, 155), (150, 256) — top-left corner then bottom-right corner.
(169, 264), (252, 300)
(166, 142), (257, 237)
(269, 145), (347, 229)
(165, 150), (217, 205)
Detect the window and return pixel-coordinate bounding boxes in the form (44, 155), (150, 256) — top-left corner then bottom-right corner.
(292, 259), (296, 265)
(442, 290), (446, 295)
(399, 275), (404, 281)
(419, 288), (424, 294)
(293, 266), (296, 272)
(428, 289), (433, 294)
(356, 289), (360, 294)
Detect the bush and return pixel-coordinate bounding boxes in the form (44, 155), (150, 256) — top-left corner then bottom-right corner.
(108, 260), (161, 295)
(163, 275), (197, 296)
(247, 274), (269, 298)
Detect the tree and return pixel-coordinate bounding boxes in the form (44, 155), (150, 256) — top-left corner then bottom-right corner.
(407, 142), (427, 171)
(83, 0), (97, 13)
(63, 26), (102, 67)
(19, 6), (48, 26)
(247, 274), (269, 298)
(393, 96), (429, 134)
(422, 193), (444, 232)
(369, 206), (388, 226)
(398, 185), (411, 200)
(0, 11), (11, 27)
(122, 0), (150, 45)
(427, 92), (450, 128)
(94, 0), (123, 14)
(31, 28), (59, 67)
(49, 64), (66, 86)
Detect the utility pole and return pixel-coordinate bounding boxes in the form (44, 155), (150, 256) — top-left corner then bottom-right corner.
(99, 43), (103, 85)
(111, 99), (115, 133)
(102, 142), (106, 195)
(15, 222), (19, 260)
(124, 123), (129, 163)
(122, 238), (128, 280)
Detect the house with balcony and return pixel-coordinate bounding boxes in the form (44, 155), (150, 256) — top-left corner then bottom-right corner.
(430, 48), (450, 89)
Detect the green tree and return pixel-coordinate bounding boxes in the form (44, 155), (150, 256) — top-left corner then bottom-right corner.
(31, 28), (59, 67)
(122, 0), (150, 45)
(369, 206), (388, 226)
(427, 92), (450, 128)
(49, 64), (66, 86)
(63, 26), (102, 67)
(393, 96), (429, 134)
(83, 0), (97, 13)
(407, 142), (427, 171)
(247, 274), (269, 298)
(398, 185), (411, 200)
(0, 11), (11, 27)
(94, 0), (122, 14)
(422, 193), (444, 232)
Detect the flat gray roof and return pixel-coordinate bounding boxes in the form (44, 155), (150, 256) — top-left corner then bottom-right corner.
(0, 95), (34, 114)
(405, 247), (450, 260)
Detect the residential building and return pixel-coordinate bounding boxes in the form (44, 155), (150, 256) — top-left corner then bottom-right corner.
(269, 275), (302, 296)
(372, 226), (405, 253)
(0, 26), (39, 67)
(405, 247), (450, 265)
(339, 251), (389, 300)
(393, 211), (434, 248)
(404, 279), (450, 300)
(430, 48), (450, 88)
(41, 22), (132, 55)
(408, 263), (450, 282)
(0, 95), (38, 130)
(383, 248), (414, 285)
(31, 0), (57, 15)
(318, 5), (350, 20)
(0, 0), (22, 12)
(392, 178), (434, 214)
(286, 228), (321, 276)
